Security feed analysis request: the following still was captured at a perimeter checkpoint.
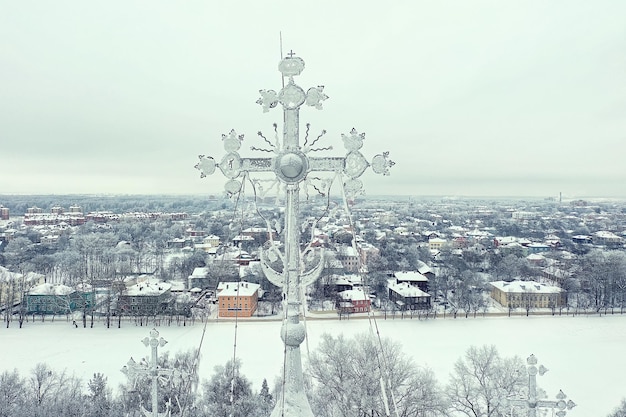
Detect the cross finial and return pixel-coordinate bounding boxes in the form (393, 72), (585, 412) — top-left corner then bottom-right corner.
(287, 49), (296, 58)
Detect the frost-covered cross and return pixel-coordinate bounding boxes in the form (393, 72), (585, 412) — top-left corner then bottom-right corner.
(506, 354), (576, 417)
(195, 52), (393, 417)
(121, 328), (173, 417)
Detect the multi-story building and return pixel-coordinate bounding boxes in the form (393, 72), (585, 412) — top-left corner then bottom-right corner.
(0, 205), (9, 220)
(388, 280), (431, 310)
(26, 283), (86, 315)
(188, 267), (212, 290)
(117, 281), (172, 316)
(336, 245), (360, 272)
(337, 287), (371, 314)
(490, 280), (566, 309)
(393, 271), (429, 292)
(428, 237), (446, 252)
(217, 281), (260, 318)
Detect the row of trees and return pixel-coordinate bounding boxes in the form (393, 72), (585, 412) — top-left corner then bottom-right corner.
(1, 220), (209, 283)
(7, 335), (624, 417)
(0, 351), (272, 417)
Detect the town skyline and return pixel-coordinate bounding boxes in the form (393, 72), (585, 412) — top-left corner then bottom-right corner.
(1, 1), (624, 199)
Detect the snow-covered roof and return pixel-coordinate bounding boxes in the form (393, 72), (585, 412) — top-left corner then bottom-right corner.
(394, 271), (429, 282)
(125, 281), (172, 296)
(490, 280), (563, 294)
(233, 235), (255, 241)
(29, 283), (75, 296)
(542, 266), (571, 279)
(388, 280), (430, 297)
(168, 280), (186, 292)
(428, 237), (447, 243)
(416, 260), (433, 275)
(336, 245), (358, 257)
(217, 281), (260, 297)
(189, 267), (210, 278)
(331, 274), (362, 286)
(495, 236), (518, 244)
(594, 231), (622, 241)
(242, 227), (269, 233)
(338, 287), (370, 301)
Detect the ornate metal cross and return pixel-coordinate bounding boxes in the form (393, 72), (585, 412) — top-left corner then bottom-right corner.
(121, 328), (173, 417)
(506, 354), (576, 417)
(195, 52), (393, 417)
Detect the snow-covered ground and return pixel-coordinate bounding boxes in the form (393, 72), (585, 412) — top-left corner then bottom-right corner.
(1, 313), (625, 416)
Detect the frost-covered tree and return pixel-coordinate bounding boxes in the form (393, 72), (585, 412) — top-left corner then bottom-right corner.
(258, 378), (274, 417)
(21, 363), (87, 417)
(446, 345), (527, 417)
(199, 358), (258, 417)
(86, 373), (114, 417)
(606, 398), (626, 417)
(0, 369), (26, 417)
(307, 333), (447, 417)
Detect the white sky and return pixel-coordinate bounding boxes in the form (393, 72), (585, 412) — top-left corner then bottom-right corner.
(1, 1), (625, 198)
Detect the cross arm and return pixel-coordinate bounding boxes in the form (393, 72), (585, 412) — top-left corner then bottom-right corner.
(241, 157), (274, 172)
(308, 157), (345, 172)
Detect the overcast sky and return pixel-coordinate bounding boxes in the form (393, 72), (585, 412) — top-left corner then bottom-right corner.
(1, 1), (624, 199)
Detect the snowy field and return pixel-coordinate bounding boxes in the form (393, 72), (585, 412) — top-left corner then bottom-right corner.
(1, 314), (625, 416)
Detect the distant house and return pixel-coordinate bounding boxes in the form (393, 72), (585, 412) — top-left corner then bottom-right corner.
(233, 235), (256, 251)
(337, 287), (371, 314)
(204, 235), (220, 247)
(188, 267), (212, 290)
(416, 260), (435, 280)
(526, 242), (550, 254)
(117, 281), (172, 316)
(27, 283), (83, 315)
(241, 227), (274, 245)
(324, 274), (363, 296)
(526, 253), (546, 267)
(0, 205), (8, 220)
(217, 281), (260, 318)
(428, 238), (446, 252)
(393, 271), (429, 292)
(357, 242), (380, 266)
(0, 267), (45, 308)
(593, 231), (623, 248)
(167, 238), (189, 249)
(336, 245), (360, 272)
(572, 235), (592, 245)
(540, 267), (571, 287)
(489, 280), (566, 309)
(388, 280), (431, 310)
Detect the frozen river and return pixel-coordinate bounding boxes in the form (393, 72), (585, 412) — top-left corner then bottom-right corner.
(1, 313), (625, 416)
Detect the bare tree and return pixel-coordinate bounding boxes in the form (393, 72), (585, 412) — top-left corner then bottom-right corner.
(0, 369), (26, 417)
(307, 333), (447, 417)
(446, 345), (527, 417)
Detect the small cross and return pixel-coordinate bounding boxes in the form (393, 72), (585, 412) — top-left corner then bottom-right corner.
(507, 354), (576, 417)
(287, 49), (296, 58)
(121, 329), (173, 417)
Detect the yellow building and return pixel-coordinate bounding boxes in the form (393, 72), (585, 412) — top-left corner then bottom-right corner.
(490, 280), (565, 309)
(428, 237), (446, 252)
